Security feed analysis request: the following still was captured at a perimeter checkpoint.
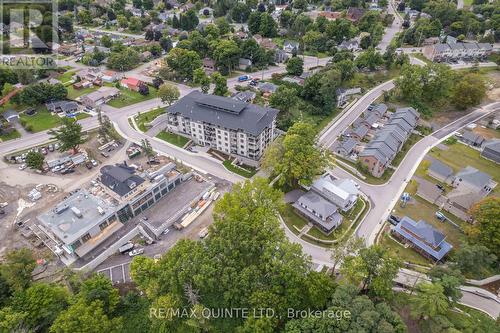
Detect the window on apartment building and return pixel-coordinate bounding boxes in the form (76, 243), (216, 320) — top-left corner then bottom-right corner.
(81, 233), (91, 243)
(99, 220), (109, 231)
(108, 215), (117, 224)
(72, 240), (81, 249)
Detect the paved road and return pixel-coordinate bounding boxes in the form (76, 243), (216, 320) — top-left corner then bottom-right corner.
(378, 0), (403, 52)
(75, 26), (145, 38)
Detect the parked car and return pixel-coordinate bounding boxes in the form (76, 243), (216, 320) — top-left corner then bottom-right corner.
(61, 168), (75, 175)
(18, 164), (27, 170)
(238, 75), (250, 82)
(198, 227), (209, 239)
(129, 248), (144, 257)
(119, 242), (134, 254)
(436, 184), (445, 191)
(85, 161), (93, 169)
(163, 228), (170, 235)
(388, 215), (401, 225)
(54, 143), (60, 150)
(101, 152), (109, 158)
(48, 144), (54, 152)
(91, 159), (98, 167)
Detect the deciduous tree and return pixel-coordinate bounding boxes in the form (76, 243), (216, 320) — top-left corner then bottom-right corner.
(26, 151), (44, 170)
(157, 83), (180, 105)
(48, 118), (84, 152)
(466, 197), (500, 254)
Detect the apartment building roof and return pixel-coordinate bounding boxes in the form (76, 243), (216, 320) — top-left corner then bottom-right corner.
(37, 189), (116, 244)
(166, 91), (278, 136)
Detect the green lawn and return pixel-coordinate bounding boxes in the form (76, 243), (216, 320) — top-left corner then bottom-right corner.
(57, 70), (76, 84)
(0, 129), (21, 141)
(75, 113), (91, 120)
(222, 160), (257, 178)
(107, 86), (158, 108)
(156, 131), (190, 148)
(379, 231), (431, 267)
(392, 134), (422, 167)
(134, 108), (165, 132)
(19, 108), (62, 132)
(429, 143), (500, 192)
(67, 85), (99, 100)
(411, 53), (432, 65)
(281, 204), (307, 235)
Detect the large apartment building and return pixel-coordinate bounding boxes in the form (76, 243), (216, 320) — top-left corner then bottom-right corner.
(164, 91), (279, 166)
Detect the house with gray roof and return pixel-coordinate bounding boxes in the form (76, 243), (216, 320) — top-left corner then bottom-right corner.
(292, 173), (359, 234)
(100, 163), (146, 200)
(392, 216), (452, 261)
(451, 166), (495, 193)
(164, 91), (278, 166)
(336, 138), (358, 156)
(232, 91), (256, 103)
(2, 110), (19, 123)
(46, 100), (79, 114)
(481, 139), (500, 163)
(460, 130), (485, 147)
(359, 107), (419, 177)
(347, 125), (369, 140)
(428, 159), (454, 184)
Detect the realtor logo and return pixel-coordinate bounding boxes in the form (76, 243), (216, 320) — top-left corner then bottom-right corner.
(0, 0), (58, 68)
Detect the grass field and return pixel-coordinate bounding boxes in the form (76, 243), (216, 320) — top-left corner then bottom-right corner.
(0, 129), (21, 141)
(379, 231), (431, 267)
(429, 142), (500, 193)
(57, 70), (76, 84)
(156, 131), (190, 148)
(19, 108), (62, 133)
(67, 85), (99, 100)
(134, 108), (165, 132)
(222, 160), (257, 178)
(281, 204), (307, 235)
(107, 86), (158, 108)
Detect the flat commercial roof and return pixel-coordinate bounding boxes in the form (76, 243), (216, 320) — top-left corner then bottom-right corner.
(37, 189), (117, 245)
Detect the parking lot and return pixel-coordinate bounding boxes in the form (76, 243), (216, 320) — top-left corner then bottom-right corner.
(98, 262), (132, 284)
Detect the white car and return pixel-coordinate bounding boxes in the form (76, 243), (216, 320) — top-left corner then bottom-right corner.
(91, 159), (98, 167)
(163, 228), (170, 235)
(128, 248), (144, 257)
(18, 164), (27, 170)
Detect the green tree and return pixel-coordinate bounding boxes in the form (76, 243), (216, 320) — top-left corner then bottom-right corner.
(269, 86), (300, 112)
(453, 243), (497, 276)
(411, 282), (450, 320)
(48, 118), (84, 152)
(248, 12), (262, 34)
(211, 72), (228, 96)
(0, 249), (36, 293)
(451, 73), (486, 109)
(355, 48), (384, 70)
(212, 39), (241, 74)
(286, 56), (304, 76)
(165, 48), (202, 80)
(466, 197), (500, 254)
(193, 68), (210, 94)
(341, 245), (401, 299)
(141, 139), (155, 158)
(231, 3), (251, 23)
(335, 59), (356, 82)
(101, 35), (112, 48)
(157, 83), (180, 105)
(262, 122), (330, 188)
(259, 12), (277, 37)
(329, 237), (365, 274)
(107, 49), (141, 71)
(128, 17), (143, 32)
(77, 274), (120, 315)
(49, 300), (123, 333)
(26, 151), (44, 170)
(12, 283), (69, 331)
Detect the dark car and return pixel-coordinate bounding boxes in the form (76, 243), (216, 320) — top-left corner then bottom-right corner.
(436, 184), (445, 191)
(61, 168), (75, 175)
(388, 215), (401, 225)
(85, 161), (93, 169)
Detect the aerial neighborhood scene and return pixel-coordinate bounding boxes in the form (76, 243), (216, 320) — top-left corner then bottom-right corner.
(1, 0), (500, 331)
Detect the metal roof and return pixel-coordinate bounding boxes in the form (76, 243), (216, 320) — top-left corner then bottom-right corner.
(166, 90), (278, 136)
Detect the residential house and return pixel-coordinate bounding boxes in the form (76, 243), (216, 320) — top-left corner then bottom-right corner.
(337, 38), (361, 52)
(460, 130), (485, 147)
(254, 34), (277, 50)
(481, 139), (500, 163)
(359, 107), (419, 177)
(101, 70), (120, 83)
(423, 42), (493, 62)
(336, 87), (362, 107)
(162, 91), (278, 166)
(46, 101), (79, 114)
(391, 216), (452, 261)
(203, 58), (217, 73)
(318, 11), (342, 20)
(80, 86), (120, 108)
(346, 125), (369, 140)
(451, 166), (495, 193)
(238, 58), (252, 71)
(345, 7), (365, 23)
(257, 82), (278, 94)
(427, 159), (454, 184)
(283, 40), (300, 54)
(293, 173), (359, 234)
(75, 68), (102, 85)
(2, 110), (19, 123)
(232, 91), (256, 103)
(234, 31), (248, 40)
(416, 178), (444, 204)
(336, 138), (358, 156)
(120, 77), (143, 92)
(275, 49), (289, 63)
